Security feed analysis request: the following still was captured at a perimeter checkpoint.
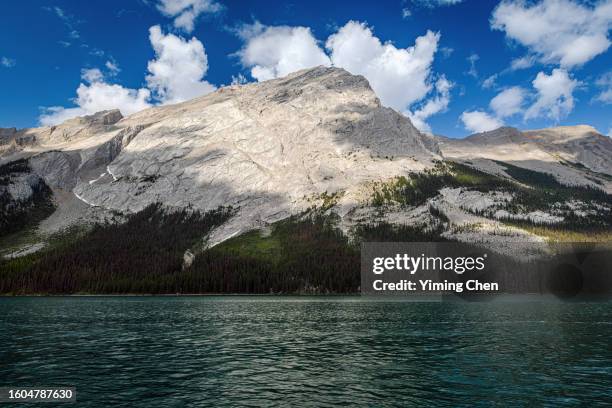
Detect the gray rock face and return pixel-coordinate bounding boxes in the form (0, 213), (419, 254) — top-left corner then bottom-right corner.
(71, 67), (441, 240)
(5, 174), (42, 202)
(0, 127), (17, 142)
(524, 125), (612, 176)
(44, 109), (123, 144)
(29, 151), (82, 190)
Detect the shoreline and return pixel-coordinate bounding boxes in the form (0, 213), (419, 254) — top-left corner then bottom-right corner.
(1, 293), (610, 302)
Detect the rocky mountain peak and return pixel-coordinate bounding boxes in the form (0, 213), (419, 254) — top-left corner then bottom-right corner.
(268, 66), (377, 101)
(44, 109), (123, 142)
(440, 122), (612, 189)
(61, 109), (123, 127)
(464, 126), (525, 144)
(524, 125), (609, 144)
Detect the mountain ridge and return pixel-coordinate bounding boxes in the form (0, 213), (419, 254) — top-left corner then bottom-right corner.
(1, 66), (610, 260)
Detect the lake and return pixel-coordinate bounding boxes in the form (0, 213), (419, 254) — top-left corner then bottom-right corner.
(1, 297), (611, 407)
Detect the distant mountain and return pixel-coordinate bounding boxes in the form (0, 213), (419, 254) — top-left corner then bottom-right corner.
(524, 125), (612, 176)
(438, 126), (612, 193)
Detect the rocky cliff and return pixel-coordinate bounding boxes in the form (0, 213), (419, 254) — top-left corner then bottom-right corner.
(1, 66), (610, 258)
(1, 67), (441, 243)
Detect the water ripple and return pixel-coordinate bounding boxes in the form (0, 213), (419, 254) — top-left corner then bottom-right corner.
(1, 297), (611, 407)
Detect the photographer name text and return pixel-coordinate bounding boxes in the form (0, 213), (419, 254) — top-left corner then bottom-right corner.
(371, 253), (499, 293)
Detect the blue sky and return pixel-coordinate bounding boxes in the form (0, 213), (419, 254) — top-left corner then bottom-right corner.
(0, 0), (610, 137)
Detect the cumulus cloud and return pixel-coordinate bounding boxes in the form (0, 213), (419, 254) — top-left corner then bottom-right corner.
(327, 21), (441, 112)
(524, 68), (579, 121)
(39, 72), (151, 126)
(237, 24), (331, 81)
(155, 0), (222, 32)
(491, 0), (612, 68)
(460, 111), (504, 133)
(595, 71), (612, 104)
(466, 69), (578, 132)
(460, 86), (525, 133)
(146, 25), (216, 104)
(490, 86), (525, 118)
(408, 76), (452, 133)
(237, 20), (444, 130)
(40, 25), (217, 125)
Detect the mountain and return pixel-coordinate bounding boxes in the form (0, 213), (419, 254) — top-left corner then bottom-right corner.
(1, 67), (610, 293)
(2, 67), (440, 244)
(438, 126), (612, 193)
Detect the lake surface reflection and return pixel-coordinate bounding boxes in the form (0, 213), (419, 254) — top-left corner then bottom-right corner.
(1, 296), (611, 407)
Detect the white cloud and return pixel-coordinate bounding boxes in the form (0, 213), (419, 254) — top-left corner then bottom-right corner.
(490, 86), (525, 118)
(81, 68), (104, 83)
(238, 24), (331, 81)
(238, 20), (445, 130)
(524, 68), (579, 121)
(105, 60), (121, 76)
(466, 53), (479, 78)
(408, 76), (452, 133)
(1, 57), (16, 68)
(459, 86), (524, 132)
(596, 89), (612, 104)
(595, 71), (612, 104)
(39, 107), (86, 126)
(402, 8), (412, 18)
(509, 55), (536, 70)
(71, 82), (150, 115)
(608, 128), (612, 137)
(460, 111), (504, 133)
(482, 74), (498, 89)
(440, 46), (454, 58)
(40, 81), (151, 126)
(230, 73), (248, 85)
(326, 21), (440, 112)
(412, 0), (463, 7)
(491, 0), (612, 68)
(464, 68), (579, 130)
(40, 25), (218, 125)
(155, 0), (222, 32)
(146, 25), (216, 104)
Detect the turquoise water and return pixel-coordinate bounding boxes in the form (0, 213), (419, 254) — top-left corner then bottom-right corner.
(1, 297), (611, 407)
